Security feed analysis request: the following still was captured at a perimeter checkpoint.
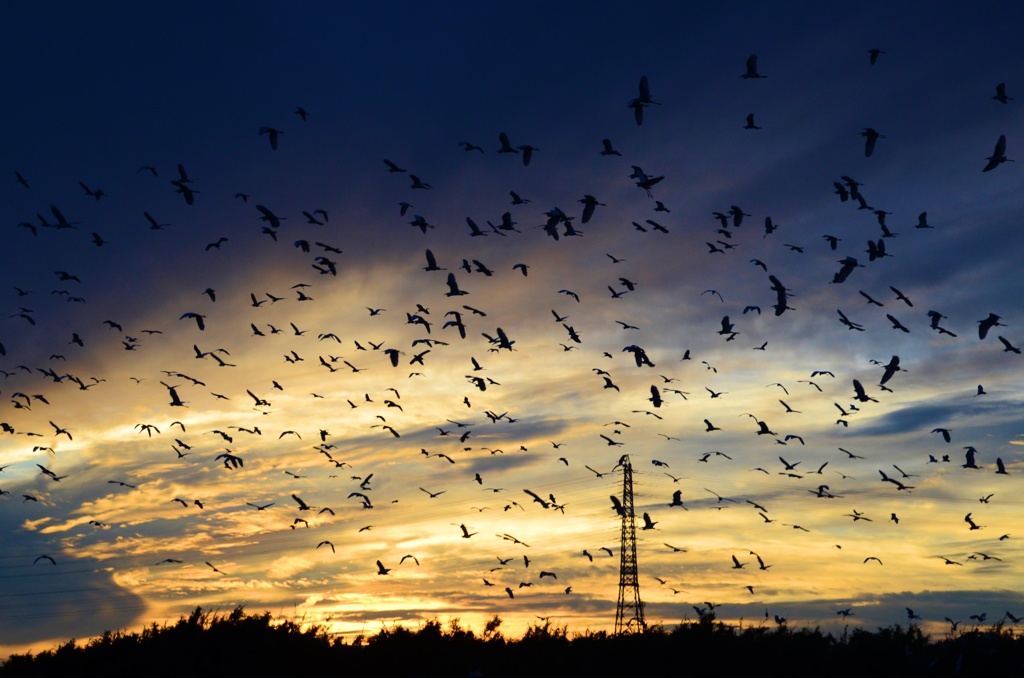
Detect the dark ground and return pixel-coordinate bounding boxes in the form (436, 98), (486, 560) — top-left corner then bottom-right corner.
(2, 607), (1023, 677)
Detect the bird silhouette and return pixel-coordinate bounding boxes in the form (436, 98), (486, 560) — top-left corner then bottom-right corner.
(600, 138), (621, 156)
(258, 127), (284, 150)
(860, 128), (884, 157)
(627, 75), (659, 125)
(741, 54), (766, 79)
(978, 313), (1005, 340)
(983, 134), (1012, 171)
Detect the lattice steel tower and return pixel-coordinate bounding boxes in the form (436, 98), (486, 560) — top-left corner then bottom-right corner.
(614, 454), (645, 634)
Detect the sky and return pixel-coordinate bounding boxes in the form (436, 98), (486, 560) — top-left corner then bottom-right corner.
(1, 0), (1024, 656)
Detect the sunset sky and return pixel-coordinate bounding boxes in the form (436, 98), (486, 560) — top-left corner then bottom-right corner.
(2, 1), (1023, 656)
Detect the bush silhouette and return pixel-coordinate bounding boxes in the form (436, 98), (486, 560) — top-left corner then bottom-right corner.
(2, 607), (1024, 677)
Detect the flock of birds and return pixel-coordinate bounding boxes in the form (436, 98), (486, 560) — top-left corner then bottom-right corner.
(1, 48), (1022, 642)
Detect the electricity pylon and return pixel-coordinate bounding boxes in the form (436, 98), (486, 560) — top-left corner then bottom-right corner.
(614, 454), (645, 633)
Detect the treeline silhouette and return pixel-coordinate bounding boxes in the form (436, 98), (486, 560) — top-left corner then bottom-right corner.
(2, 607), (1023, 676)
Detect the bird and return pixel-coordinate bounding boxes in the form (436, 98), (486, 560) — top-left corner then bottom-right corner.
(376, 560), (391, 575)
(852, 379), (877, 403)
(702, 289), (724, 302)
(496, 132), (518, 154)
(78, 181), (106, 200)
(886, 314), (909, 333)
(962, 448), (978, 471)
(878, 470), (913, 491)
(837, 309), (864, 331)
(509, 190), (531, 205)
(983, 134), (1012, 171)
(258, 126), (284, 150)
(888, 284), (913, 307)
(144, 211), (169, 231)
(627, 75), (659, 125)
(408, 174), (432, 189)
(600, 138), (621, 156)
(179, 312), (206, 331)
(205, 562), (227, 575)
(741, 54), (766, 79)
(999, 336), (1022, 353)
(844, 509), (872, 522)
(978, 313), (1005, 340)
(860, 128), (884, 157)
(993, 82), (1012, 104)
(579, 195), (605, 223)
(879, 355), (903, 385)
(445, 273), (468, 297)
(49, 421), (72, 440)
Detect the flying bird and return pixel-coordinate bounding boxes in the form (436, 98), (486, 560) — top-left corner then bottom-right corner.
(860, 128), (884, 157)
(600, 138), (621, 156)
(258, 126), (284, 150)
(982, 134), (1011, 171)
(179, 312), (206, 331)
(740, 54), (766, 79)
(978, 313), (1005, 340)
(627, 75), (659, 125)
